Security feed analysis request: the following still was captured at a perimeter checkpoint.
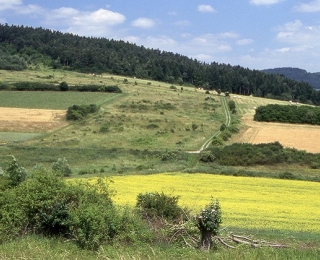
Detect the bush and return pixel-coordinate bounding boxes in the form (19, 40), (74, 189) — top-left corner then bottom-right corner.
(66, 104), (99, 121)
(0, 167), (119, 250)
(279, 172), (296, 180)
(220, 123), (227, 131)
(136, 192), (183, 221)
(59, 81), (69, 91)
(52, 157), (72, 177)
(199, 151), (215, 163)
(5, 155), (27, 186)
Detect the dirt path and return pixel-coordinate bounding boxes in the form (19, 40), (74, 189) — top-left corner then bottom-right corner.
(0, 107), (67, 132)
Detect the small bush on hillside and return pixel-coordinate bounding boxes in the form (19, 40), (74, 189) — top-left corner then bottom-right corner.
(59, 81), (69, 91)
(66, 104), (99, 120)
(199, 151), (215, 163)
(220, 123), (227, 131)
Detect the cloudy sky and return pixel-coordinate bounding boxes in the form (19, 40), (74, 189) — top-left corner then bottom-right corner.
(1, 0), (320, 72)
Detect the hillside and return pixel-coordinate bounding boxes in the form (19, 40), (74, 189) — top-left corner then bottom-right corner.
(262, 67), (320, 89)
(1, 23), (320, 105)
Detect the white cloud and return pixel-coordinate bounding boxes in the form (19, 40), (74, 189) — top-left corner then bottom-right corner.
(73, 9), (125, 26)
(249, 0), (283, 5)
(131, 18), (155, 29)
(293, 0), (320, 12)
(174, 20), (191, 27)
(197, 5), (215, 13)
(0, 0), (22, 11)
(16, 4), (45, 15)
(276, 20), (320, 46)
(237, 39), (254, 45)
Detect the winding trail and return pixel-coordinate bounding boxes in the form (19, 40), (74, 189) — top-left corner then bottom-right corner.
(188, 96), (231, 153)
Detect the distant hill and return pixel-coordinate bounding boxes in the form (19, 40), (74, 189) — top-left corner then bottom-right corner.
(1, 24), (320, 104)
(262, 67), (320, 89)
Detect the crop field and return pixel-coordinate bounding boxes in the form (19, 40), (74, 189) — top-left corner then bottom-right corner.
(101, 173), (320, 233)
(232, 95), (320, 153)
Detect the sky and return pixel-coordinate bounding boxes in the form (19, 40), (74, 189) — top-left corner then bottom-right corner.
(1, 0), (320, 72)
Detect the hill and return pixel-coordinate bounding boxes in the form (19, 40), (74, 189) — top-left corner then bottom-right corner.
(262, 67), (320, 89)
(1, 23), (320, 105)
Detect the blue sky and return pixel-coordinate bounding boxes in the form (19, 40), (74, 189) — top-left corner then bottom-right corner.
(1, 0), (320, 72)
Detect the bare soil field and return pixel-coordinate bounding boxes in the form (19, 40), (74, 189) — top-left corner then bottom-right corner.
(236, 115), (320, 153)
(0, 107), (67, 132)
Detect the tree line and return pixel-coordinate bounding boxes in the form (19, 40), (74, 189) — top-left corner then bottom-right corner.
(254, 104), (320, 125)
(1, 23), (320, 104)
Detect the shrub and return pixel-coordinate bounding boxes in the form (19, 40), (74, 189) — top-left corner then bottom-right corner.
(199, 151), (215, 163)
(220, 123), (227, 131)
(0, 167), (118, 250)
(170, 85), (177, 90)
(136, 192), (183, 221)
(211, 136), (224, 146)
(52, 157), (72, 177)
(59, 81), (69, 91)
(196, 198), (222, 250)
(66, 104), (99, 121)
(100, 123), (110, 133)
(279, 172), (296, 180)
(5, 155), (27, 186)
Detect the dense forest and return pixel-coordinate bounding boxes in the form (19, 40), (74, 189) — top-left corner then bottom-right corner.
(1, 23), (320, 105)
(262, 67), (320, 90)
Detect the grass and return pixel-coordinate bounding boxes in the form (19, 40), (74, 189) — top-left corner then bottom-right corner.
(0, 68), (320, 258)
(0, 91), (121, 109)
(0, 234), (318, 260)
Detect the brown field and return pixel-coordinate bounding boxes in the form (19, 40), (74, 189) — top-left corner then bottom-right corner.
(233, 95), (320, 153)
(0, 107), (67, 132)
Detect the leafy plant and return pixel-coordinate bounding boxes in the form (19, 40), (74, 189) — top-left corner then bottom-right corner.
(5, 155), (27, 186)
(196, 198), (222, 250)
(52, 157), (72, 177)
(136, 192), (183, 221)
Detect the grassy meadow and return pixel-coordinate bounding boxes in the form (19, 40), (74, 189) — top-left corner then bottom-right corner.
(0, 68), (320, 259)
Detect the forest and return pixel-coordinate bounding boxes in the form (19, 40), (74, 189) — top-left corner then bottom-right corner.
(1, 23), (320, 105)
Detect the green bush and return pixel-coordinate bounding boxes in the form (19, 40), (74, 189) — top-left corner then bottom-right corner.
(5, 155), (27, 186)
(199, 151), (215, 163)
(52, 157), (72, 177)
(0, 166), (120, 250)
(66, 104), (99, 121)
(279, 172), (296, 180)
(136, 192), (183, 221)
(59, 81), (69, 91)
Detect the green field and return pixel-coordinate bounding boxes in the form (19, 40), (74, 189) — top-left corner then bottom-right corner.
(0, 68), (319, 259)
(0, 91), (122, 109)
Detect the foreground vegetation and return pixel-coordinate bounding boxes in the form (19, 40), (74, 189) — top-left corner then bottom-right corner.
(0, 158), (319, 259)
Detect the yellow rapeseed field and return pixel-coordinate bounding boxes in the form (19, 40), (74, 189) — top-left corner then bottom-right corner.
(100, 173), (320, 233)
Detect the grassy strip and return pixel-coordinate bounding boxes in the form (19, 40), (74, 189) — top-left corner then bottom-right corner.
(0, 91), (119, 109)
